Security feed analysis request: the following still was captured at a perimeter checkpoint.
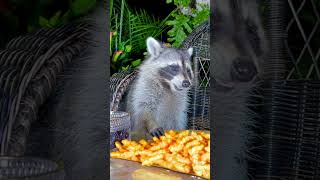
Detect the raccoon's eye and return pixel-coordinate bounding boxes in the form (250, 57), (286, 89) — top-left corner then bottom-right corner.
(169, 64), (180, 74)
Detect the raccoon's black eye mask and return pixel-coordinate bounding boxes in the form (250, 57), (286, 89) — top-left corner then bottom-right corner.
(169, 64), (180, 75)
(158, 64), (180, 80)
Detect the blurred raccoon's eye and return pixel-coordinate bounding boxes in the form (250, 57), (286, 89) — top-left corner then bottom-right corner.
(169, 64), (180, 74)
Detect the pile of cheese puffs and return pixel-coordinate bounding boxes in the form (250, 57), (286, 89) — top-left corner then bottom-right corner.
(111, 130), (210, 179)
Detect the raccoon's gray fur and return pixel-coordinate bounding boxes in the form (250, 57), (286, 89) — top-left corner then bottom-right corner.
(213, 0), (268, 180)
(126, 37), (194, 139)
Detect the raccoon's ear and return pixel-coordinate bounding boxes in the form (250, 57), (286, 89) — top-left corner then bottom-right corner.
(146, 37), (163, 57)
(187, 47), (193, 56)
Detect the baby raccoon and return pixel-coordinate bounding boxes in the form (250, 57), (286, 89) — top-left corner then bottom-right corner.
(126, 37), (194, 140)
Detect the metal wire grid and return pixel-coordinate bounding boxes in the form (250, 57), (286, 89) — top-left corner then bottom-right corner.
(285, 0), (320, 80)
(182, 21), (210, 88)
(181, 20), (210, 130)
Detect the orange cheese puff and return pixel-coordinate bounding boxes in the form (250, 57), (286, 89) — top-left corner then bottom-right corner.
(115, 141), (126, 152)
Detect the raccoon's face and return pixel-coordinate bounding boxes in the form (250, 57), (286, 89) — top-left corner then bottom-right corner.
(145, 37), (194, 92)
(213, 0), (267, 91)
(158, 55), (194, 92)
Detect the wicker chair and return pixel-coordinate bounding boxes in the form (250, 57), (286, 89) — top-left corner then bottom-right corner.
(249, 1), (320, 179)
(0, 20), (93, 179)
(110, 21), (210, 131)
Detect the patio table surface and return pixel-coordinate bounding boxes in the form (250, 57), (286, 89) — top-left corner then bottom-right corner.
(110, 158), (205, 180)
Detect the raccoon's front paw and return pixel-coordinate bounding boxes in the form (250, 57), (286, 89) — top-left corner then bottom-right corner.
(149, 127), (164, 138)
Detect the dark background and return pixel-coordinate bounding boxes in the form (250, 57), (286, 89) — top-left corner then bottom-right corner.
(127, 0), (175, 19)
(0, 0), (175, 49)
(0, 0), (69, 48)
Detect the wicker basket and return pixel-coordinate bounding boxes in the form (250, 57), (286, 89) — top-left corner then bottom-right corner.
(110, 111), (131, 149)
(0, 17), (94, 180)
(247, 1), (320, 179)
(0, 22), (91, 156)
(252, 80), (320, 180)
(0, 157), (65, 180)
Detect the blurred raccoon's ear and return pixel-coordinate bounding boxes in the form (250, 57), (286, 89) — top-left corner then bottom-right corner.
(187, 47), (193, 56)
(146, 37), (163, 57)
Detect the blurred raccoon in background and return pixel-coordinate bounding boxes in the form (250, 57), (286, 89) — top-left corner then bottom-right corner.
(212, 0), (268, 179)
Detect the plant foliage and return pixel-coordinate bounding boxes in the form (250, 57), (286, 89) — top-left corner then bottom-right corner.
(165, 0), (209, 47)
(35, 0), (97, 30)
(110, 0), (170, 73)
(0, 0), (96, 48)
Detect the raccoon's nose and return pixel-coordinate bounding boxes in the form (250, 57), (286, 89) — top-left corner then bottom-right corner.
(231, 57), (257, 82)
(182, 80), (191, 88)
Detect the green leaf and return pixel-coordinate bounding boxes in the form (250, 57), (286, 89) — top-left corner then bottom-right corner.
(125, 45), (132, 53)
(166, 20), (176, 26)
(165, 12), (190, 47)
(167, 38), (174, 42)
(119, 42), (127, 51)
(183, 22), (193, 33)
(112, 51), (123, 63)
(167, 29), (176, 36)
(181, 0), (190, 7)
(191, 5), (210, 27)
(39, 16), (49, 27)
(173, 28), (187, 47)
(121, 65), (130, 71)
(71, 0), (96, 16)
(49, 11), (62, 26)
(131, 59), (141, 67)
(119, 53), (128, 61)
(166, 0), (173, 3)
